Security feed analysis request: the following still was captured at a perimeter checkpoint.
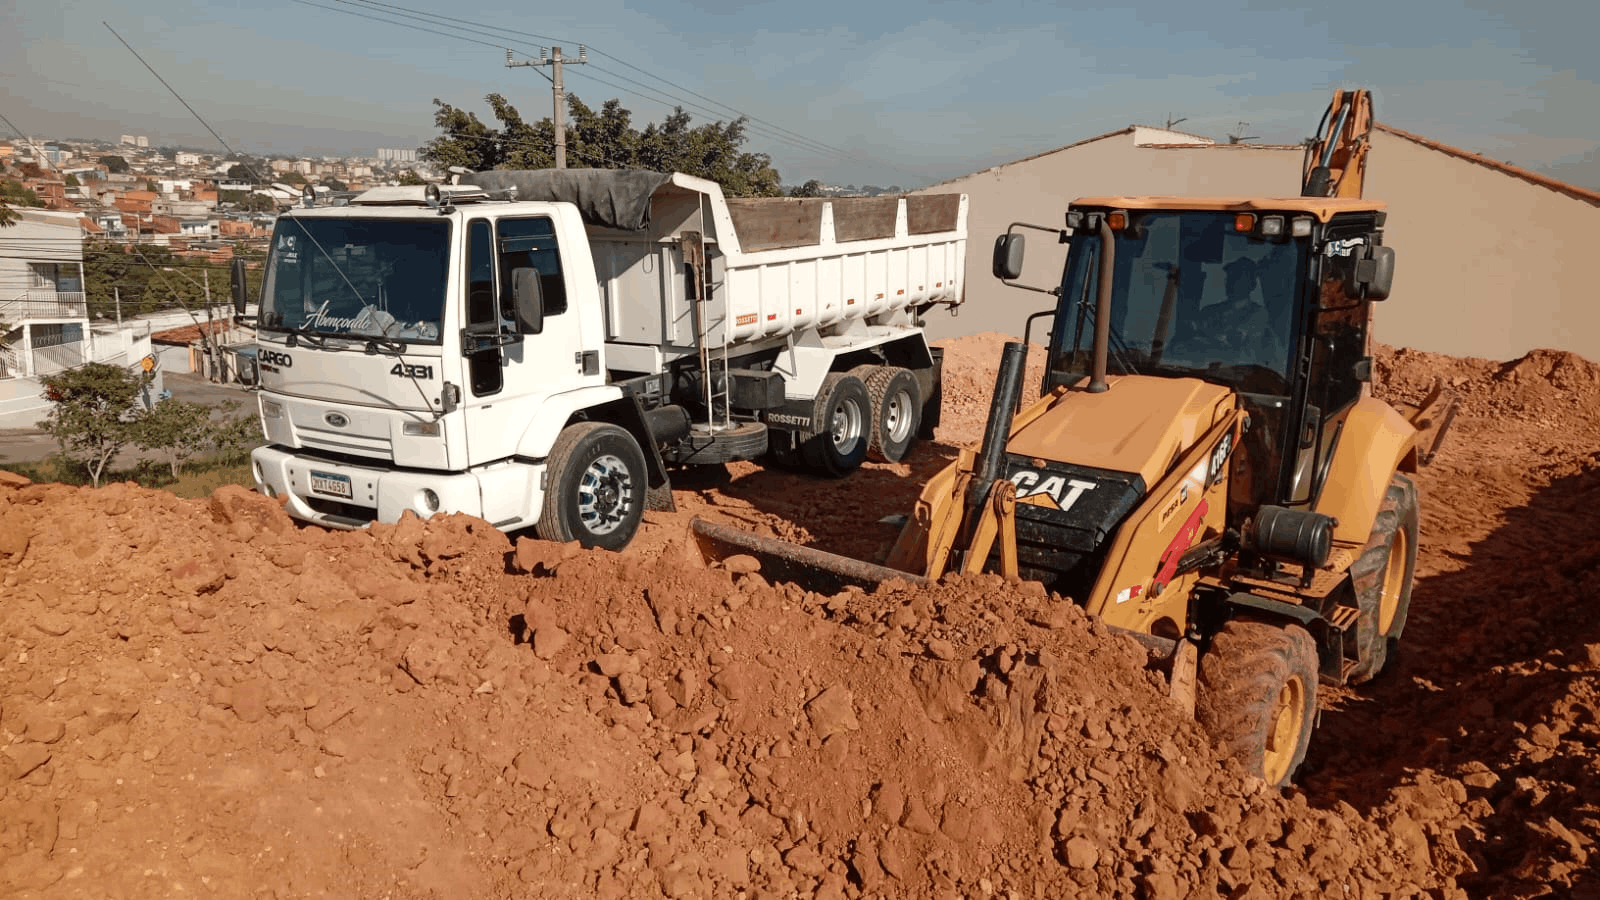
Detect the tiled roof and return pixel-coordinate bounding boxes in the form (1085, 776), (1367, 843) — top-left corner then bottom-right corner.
(150, 319), (235, 345)
(1375, 124), (1600, 208)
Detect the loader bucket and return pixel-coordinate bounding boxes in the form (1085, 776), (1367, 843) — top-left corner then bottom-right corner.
(688, 518), (930, 595)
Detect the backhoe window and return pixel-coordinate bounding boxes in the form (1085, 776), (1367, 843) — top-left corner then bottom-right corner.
(260, 218), (450, 343)
(1048, 211), (1306, 396)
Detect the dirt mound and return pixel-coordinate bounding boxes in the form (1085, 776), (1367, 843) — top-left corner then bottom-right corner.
(5, 333), (1600, 899)
(2, 479), (1451, 899)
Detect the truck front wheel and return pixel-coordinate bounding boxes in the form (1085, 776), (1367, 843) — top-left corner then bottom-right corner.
(538, 422), (648, 551)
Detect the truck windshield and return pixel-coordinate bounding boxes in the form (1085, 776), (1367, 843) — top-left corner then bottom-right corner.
(1048, 210), (1306, 395)
(259, 217), (451, 344)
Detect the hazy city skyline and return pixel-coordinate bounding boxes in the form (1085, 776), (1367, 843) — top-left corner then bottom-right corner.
(3, 0), (1596, 189)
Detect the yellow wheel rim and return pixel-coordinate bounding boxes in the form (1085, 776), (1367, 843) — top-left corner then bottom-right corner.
(1262, 675), (1307, 785)
(1379, 528), (1408, 633)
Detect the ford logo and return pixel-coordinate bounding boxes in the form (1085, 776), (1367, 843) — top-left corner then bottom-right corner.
(324, 412), (349, 428)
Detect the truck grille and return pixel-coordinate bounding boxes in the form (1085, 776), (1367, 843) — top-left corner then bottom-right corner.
(297, 426), (393, 462)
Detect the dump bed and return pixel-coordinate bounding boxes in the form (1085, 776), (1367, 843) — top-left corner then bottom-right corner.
(466, 169), (967, 359)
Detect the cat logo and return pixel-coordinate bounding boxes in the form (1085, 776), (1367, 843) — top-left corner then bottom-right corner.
(1009, 470), (1097, 512)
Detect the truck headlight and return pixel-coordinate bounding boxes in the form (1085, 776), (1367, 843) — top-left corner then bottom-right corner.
(420, 489), (440, 512)
(403, 421), (441, 436)
(261, 400), (284, 419)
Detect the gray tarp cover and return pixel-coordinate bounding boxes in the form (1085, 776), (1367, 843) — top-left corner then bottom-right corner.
(461, 169), (673, 231)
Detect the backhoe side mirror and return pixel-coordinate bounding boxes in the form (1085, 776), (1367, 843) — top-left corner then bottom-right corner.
(1346, 245), (1395, 301)
(993, 233), (1026, 280)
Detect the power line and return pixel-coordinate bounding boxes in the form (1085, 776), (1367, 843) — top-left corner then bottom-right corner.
(318, 0), (901, 177)
(101, 22), (268, 186)
(342, 0), (863, 163)
(292, 0), (839, 161)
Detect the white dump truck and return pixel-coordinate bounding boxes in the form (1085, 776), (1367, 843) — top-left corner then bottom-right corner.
(244, 169), (967, 548)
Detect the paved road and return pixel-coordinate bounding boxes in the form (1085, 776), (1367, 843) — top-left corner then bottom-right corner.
(0, 372), (258, 467)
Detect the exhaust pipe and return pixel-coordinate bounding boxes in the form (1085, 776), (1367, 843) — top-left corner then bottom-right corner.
(1087, 217), (1114, 393)
(971, 341), (1028, 506)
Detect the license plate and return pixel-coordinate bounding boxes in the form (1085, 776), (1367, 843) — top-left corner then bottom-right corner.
(309, 470), (353, 499)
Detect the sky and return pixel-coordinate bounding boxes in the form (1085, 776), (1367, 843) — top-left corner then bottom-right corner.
(2, 0), (1597, 189)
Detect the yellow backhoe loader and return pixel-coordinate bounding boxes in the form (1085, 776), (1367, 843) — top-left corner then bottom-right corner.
(691, 90), (1454, 786)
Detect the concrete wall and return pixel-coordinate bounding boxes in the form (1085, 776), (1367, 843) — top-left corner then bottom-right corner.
(914, 135), (1302, 342)
(1364, 130), (1599, 361)
(914, 127), (1600, 363)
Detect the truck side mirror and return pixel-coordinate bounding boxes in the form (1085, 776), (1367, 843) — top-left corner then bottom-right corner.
(512, 267), (545, 334)
(993, 233), (1025, 280)
(1346, 245), (1395, 301)
(230, 257), (248, 315)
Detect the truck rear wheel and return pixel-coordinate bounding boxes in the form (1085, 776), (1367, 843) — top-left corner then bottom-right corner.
(1347, 473), (1419, 684)
(538, 422), (647, 551)
(801, 372), (870, 477)
(1198, 620), (1318, 787)
(863, 366), (922, 463)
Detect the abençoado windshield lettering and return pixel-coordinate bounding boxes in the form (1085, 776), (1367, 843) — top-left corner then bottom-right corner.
(261, 218), (452, 344)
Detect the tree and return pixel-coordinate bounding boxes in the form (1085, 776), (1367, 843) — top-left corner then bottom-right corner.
(397, 169), (427, 186)
(98, 155), (131, 174)
(321, 177), (348, 191)
(226, 162), (256, 181)
(1, 180), (42, 209)
(39, 362), (150, 487)
(132, 399), (213, 477)
(208, 400), (264, 464)
(789, 179), (825, 197)
(420, 93), (783, 197)
(64, 173), (80, 188)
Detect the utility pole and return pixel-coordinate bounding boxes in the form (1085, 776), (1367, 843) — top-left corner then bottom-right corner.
(506, 45), (588, 169)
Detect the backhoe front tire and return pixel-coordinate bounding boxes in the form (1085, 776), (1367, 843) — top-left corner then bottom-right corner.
(1198, 620), (1319, 788)
(537, 422), (647, 551)
(1346, 473), (1419, 684)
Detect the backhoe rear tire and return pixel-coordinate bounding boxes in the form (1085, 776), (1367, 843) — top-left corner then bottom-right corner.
(1198, 620), (1319, 788)
(537, 422), (648, 551)
(1346, 473), (1419, 684)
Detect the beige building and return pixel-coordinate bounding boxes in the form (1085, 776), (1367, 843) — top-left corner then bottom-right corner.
(916, 124), (1600, 362)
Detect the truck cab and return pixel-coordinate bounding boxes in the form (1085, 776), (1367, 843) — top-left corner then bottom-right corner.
(251, 185), (623, 532)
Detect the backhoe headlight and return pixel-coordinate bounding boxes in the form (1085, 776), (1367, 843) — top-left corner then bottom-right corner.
(1260, 216), (1284, 237)
(261, 400), (284, 419)
(420, 489), (440, 513)
(403, 421), (441, 437)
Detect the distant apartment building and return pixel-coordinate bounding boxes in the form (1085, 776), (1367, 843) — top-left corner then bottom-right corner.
(376, 147), (417, 163)
(120, 134), (137, 146)
(270, 159), (292, 174)
(136, 136), (149, 148)
(291, 159), (313, 176)
(175, 151), (201, 166)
